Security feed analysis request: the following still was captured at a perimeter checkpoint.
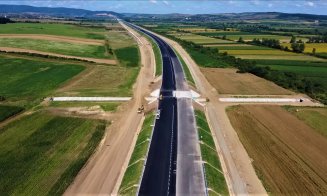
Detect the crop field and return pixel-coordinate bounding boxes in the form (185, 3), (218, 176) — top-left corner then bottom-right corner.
(198, 32), (292, 42)
(227, 105), (327, 195)
(57, 65), (139, 97)
(106, 31), (137, 49)
(195, 110), (229, 196)
(115, 46), (140, 67)
(235, 54), (325, 61)
(0, 111), (106, 195)
(0, 38), (111, 59)
(0, 23), (106, 39)
(220, 49), (296, 55)
(282, 43), (327, 53)
(0, 105), (24, 122)
(256, 60), (327, 89)
(201, 68), (292, 95)
(0, 55), (84, 105)
(284, 106), (327, 138)
(119, 114), (155, 195)
(204, 44), (272, 50)
(173, 34), (234, 44)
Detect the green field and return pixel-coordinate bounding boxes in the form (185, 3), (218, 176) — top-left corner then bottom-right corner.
(195, 110), (229, 196)
(284, 106), (327, 138)
(0, 56), (84, 105)
(256, 60), (327, 89)
(0, 38), (111, 59)
(115, 46), (140, 67)
(0, 112), (106, 195)
(119, 114), (155, 195)
(0, 23), (106, 39)
(0, 105), (24, 122)
(57, 65), (139, 97)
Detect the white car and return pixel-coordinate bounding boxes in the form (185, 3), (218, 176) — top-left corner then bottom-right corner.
(156, 110), (161, 119)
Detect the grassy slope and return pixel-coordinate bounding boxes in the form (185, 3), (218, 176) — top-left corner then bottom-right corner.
(284, 106), (327, 138)
(119, 114), (155, 195)
(0, 56), (84, 106)
(0, 112), (106, 195)
(147, 36), (162, 76)
(195, 110), (229, 196)
(0, 105), (24, 122)
(0, 38), (111, 59)
(0, 23), (105, 39)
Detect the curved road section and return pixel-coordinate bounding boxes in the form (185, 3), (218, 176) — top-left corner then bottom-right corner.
(125, 22), (207, 196)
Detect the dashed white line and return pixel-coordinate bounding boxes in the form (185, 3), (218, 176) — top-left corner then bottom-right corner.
(167, 105), (175, 195)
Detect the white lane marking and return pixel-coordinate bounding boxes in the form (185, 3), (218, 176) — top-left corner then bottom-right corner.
(167, 104), (175, 195)
(219, 97), (306, 103)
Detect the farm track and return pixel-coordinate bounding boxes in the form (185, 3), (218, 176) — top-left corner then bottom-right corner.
(0, 47), (117, 65)
(227, 105), (327, 194)
(0, 34), (104, 45)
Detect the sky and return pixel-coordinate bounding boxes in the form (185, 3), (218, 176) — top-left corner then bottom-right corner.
(1, 0), (327, 15)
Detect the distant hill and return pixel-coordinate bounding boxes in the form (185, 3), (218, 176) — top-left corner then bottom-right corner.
(0, 5), (326, 21)
(0, 4), (121, 18)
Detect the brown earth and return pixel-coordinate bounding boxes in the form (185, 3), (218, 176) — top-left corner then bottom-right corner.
(0, 47), (116, 65)
(0, 34), (103, 45)
(227, 105), (327, 195)
(201, 67), (292, 95)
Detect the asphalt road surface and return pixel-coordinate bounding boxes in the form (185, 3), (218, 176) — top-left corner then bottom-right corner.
(127, 22), (206, 196)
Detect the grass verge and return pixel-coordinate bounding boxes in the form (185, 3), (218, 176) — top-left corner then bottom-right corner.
(174, 48), (195, 85)
(118, 113), (155, 195)
(115, 46), (140, 67)
(0, 112), (107, 195)
(0, 105), (24, 122)
(195, 110), (229, 196)
(49, 101), (120, 112)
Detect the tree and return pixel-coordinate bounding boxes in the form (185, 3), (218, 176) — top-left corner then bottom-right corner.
(238, 36), (244, 43)
(291, 42), (305, 53)
(222, 35), (226, 40)
(290, 35), (296, 43)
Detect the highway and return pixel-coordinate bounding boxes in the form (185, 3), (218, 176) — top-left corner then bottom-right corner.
(127, 22), (207, 196)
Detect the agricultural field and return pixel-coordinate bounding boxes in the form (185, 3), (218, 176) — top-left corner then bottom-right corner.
(256, 60), (327, 89)
(195, 110), (229, 196)
(0, 38), (111, 59)
(0, 55), (84, 106)
(173, 33), (234, 44)
(0, 105), (24, 122)
(227, 105), (327, 195)
(284, 106), (327, 138)
(57, 64), (139, 97)
(119, 114), (155, 195)
(0, 23), (106, 39)
(0, 111), (107, 195)
(282, 43), (327, 53)
(201, 68), (292, 95)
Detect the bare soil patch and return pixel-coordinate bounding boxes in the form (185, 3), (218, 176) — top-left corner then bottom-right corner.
(201, 68), (292, 95)
(0, 34), (103, 45)
(227, 105), (327, 195)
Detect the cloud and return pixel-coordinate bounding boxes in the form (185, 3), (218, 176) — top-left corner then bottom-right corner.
(163, 0), (169, 6)
(149, 0), (157, 4)
(306, 1), (315, 7)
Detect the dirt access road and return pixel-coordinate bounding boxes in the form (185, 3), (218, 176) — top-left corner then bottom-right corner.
(64, 23), (155, 195)
(148, 32), (267, 195)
